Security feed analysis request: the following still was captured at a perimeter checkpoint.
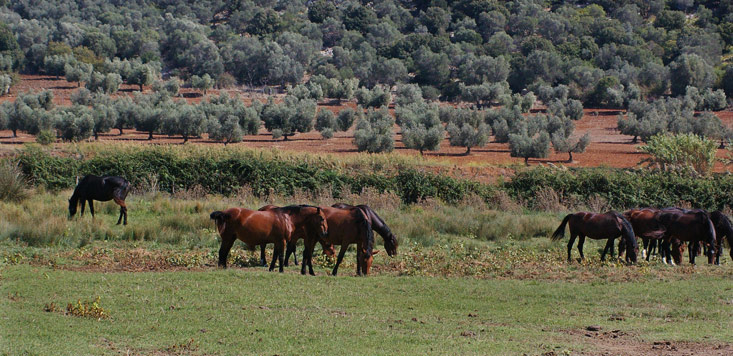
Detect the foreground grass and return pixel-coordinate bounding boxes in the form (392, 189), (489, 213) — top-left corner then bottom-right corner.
(1, 264), (732, 356)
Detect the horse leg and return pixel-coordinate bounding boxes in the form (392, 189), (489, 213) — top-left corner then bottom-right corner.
(80, 200), (86, 217)
(301, 239), (316, 276)
(259, 244), (267, 266)
(567, 234), (577, 262)
(601, 239), (613, 261)
(688, 241), (696, 265)
(332, 244), (348, 276)
(113, 197), (127, 225)
(277, 242), (285, 273)
(356, 248), (362, 276)
(269, 243), (280, 272)
(88, 200), (95, 218)
(284, 242), (298, 267)
(577, 236), (586, 261)
(218, 236), (235, 268)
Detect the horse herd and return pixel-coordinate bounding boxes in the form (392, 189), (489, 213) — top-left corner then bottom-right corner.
(550, 209), (733, 266)
(67, 175), (733, 276)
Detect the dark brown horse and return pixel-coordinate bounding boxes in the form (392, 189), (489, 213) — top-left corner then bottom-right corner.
(210, 205), (328, 272)
(551, 211), (638, 263)
(709, 211), (732, 264)
(654, 208), (717, 265)
(622, 208), (664, 262)
(258, 204), (335, 267)
(300, 206), (375, 276)
(69, 175), (130, 225)
(330, 203), (398, 256)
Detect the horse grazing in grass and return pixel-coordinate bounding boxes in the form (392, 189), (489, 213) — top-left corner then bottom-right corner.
(257, 205), (335, 267)
(300, 206), (375, 276)
(551, 211), (638, 263)
(330, 203), (398, 257)
(210, 205), (328, 272)
(622, 208), (664, 261)
(653, 208), (717, 265)
(69, 175), (130, 225)
(709, 211), (732, 265)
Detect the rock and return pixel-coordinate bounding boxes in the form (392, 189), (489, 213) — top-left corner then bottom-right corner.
(586, 325), (602, 332)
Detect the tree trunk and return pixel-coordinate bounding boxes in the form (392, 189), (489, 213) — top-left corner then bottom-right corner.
(719, 139), (726, 149)
(283, 135), (289, 141)
(567, 151), (573, 163)
(465, 146), (471, 156)
(118, 127), (123, 135)
(524, 157), (529, 166)
(419, 149), (424, 156)
(632, 136), (638, 144)
(183, 136), (188, 143)
(77, 82), (80, 88)
(94, 132), (99, 141)
(148, 131), (154, 140)
(139, 83), (143, 92)
(12, 129), (17, 137)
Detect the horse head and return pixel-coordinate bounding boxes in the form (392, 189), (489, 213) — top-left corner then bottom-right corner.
(310, 207), (329, 240)
(68, 197), (77, 218)
(384, 233), (398, 257)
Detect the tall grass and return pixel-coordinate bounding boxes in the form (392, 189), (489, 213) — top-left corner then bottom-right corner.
(0, 160), (30, 202)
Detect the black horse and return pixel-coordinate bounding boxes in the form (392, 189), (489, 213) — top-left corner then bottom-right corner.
(331, 203), (398, 256)
(710, 211), (733, 265)
(69, 175), (130, 225)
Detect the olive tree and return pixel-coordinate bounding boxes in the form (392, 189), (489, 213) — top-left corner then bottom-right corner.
(353, 107), (394, 153)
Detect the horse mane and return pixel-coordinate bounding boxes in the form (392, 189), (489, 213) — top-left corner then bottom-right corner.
(711, 211), (733, 240)
(611, 211), (637, 249)
(276, 204), (318, 215)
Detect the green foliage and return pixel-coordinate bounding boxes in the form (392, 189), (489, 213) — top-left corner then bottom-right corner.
(0, 160), (29, 202)
(190, 74), (213, 95)
(86, 71), (122, 94)
(315, 109), (337, 139)
(261, 96), (316, 140)
(355, 85), (391, 108)
(35, 130), (55, 145)
(54, 105), (94, 142)
(639, 133), (718, 176)
(509, 130), (550, 165)
(354, 108), (395, 153)
(336, 108), (358, 131)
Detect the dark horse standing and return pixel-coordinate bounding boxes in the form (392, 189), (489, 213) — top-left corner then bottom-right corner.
(654, 208), (717, 265)
(551, 211), (638, 263)
(330, 203), (398, 256)
(69, 175), (130, 225)
(710, 211), (733, 265)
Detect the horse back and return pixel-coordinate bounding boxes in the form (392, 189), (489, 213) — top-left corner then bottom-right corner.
(322, 206), (367, 245)
(222, 208), (292, 244)
(569, 212), (622, 239)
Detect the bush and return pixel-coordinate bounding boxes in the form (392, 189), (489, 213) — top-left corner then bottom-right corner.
(353, 107), (395, 153)
(337, 108), (358, 131)
(639, 133), (718, 176)
(0, 160), (29, 202)
(315, 109), (337, 139)
(36, 130), (55, 145)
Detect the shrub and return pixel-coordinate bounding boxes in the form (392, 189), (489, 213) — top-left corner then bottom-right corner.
(315, 109), (338, 139)
(0, 160), (29, 202)
(353, 107), (395, 153)
(36, 130), (55, 145)
(337, 108), (358, 131)
(639, 133), (718, 176)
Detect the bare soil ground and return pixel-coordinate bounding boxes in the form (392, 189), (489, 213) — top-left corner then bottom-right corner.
(563, 328), (733, 356)
(2, 75), (733, 176)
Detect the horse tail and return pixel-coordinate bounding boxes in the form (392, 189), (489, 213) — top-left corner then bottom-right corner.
(612, 211), (637, 249)
(118, 178), (131, 199)
(355, 208), (374, 256)
(551, 214), (572, 241)
(210, 211), (231, 224)
(712, 211), (733, 258)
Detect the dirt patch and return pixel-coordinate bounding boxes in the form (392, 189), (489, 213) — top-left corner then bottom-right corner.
(563, 328), (733, 356)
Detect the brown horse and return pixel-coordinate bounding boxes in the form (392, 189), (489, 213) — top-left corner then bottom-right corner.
(654, 208), (717, 265)
(622, 208), (665, 262)
(69, 175), (130, 225)
(209, 205), (328, 272)
(551, 211), (638, 263)
(331, 203), (398, 256)
(300, 206), (375, 276)
(258, 204), (335, 267)
(710, 211), (733, 264)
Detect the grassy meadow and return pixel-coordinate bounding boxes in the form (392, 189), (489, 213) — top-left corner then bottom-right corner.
(1, 187), (732, 355)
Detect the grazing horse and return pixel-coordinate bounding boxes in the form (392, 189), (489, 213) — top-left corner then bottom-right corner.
(330, 203), (398, 256)
(654, 208), (716, 265)
(709, 211), (733, 264)
(69, 175), (130, 225)
(257, 205), (335, 267)
(300, 206), (375, 276)
(622, 208), (665, 262)
(209, 205), (328, 272)
(551, 211), (638, 263)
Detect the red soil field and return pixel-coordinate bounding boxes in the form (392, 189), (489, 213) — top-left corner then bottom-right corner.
(2, 75), (732, 179)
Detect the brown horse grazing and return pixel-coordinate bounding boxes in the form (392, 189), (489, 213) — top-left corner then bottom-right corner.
(622, 208), (665, 262)
(551, 211), (638, 263)
(300, 206), (375, 276)
(209, 205), (328, 272)
(331, 203), (398, 256)
(709, 211), (733, 264)
(654, 208), (717, 265)
(69, 175), (130, 225)
(258, 205), (335, 267)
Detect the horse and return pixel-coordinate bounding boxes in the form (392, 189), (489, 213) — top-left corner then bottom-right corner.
(653, 208), (717, 265)
(257, 204), (335, 267)
(300, 206), (375, 276)
(550, 211), (638, 263)
(209, 205), (328, 272)
(69, 175), (130, 225)
(330, 203), (398, 257)
(709, 211), (733, 264)
(622, 208), (665, 262)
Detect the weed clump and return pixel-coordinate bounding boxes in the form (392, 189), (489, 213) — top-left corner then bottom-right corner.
(66, 296), (110, 320)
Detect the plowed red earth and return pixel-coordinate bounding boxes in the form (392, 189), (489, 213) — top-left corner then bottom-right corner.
(2, 75), (732, 178)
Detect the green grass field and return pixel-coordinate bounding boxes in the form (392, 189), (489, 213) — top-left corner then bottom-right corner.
(1, 189), (733, 355)
(2, 264), (732, 356)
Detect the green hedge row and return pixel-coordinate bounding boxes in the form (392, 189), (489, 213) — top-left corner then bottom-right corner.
(506, 167), (733, 211)
(13, 146), (733, 211)
(14, 146), (492, 204)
